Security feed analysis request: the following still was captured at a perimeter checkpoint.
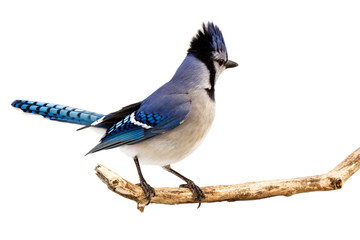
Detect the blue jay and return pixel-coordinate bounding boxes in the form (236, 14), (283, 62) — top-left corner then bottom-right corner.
(11, 22), (237, 206)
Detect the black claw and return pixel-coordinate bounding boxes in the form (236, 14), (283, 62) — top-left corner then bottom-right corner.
(162, 165), (205, 208)
(137, 181), (155, 205)
(134, 156), (155, 205)
(180, 180), (205, 208)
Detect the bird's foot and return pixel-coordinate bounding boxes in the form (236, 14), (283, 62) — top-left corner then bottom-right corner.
(180, 180), (205, 208)
(136, 181), (155, 205)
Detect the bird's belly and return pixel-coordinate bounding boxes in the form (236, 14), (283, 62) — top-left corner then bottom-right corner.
(121, 93), (215, 166)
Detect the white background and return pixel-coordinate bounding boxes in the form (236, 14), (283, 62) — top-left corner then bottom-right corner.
(1, 0), (360, 239)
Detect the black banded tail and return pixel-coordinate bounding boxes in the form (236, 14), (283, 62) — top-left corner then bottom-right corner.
(12, 100), (105, 127)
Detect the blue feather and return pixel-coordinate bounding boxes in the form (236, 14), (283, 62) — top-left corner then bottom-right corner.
(86, 110), (187, 154)
(12, 100), (104, 126)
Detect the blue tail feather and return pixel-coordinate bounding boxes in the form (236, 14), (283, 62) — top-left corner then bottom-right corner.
(11, 100), (105, 127)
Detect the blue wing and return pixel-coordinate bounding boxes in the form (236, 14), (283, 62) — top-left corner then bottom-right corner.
(86, 94), (190, 155)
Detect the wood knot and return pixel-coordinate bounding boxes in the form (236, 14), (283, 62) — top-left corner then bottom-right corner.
(330, 178), (343, 189)
(111, 179), (119, 186)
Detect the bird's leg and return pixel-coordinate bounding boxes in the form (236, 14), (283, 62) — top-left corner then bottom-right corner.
(162, 165), (205, 208)
(134, 156), (155, 205)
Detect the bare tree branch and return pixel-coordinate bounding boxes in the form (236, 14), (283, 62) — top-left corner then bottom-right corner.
(95, 147), (360, 212)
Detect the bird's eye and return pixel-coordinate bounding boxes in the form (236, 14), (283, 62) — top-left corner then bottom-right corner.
(216, 59), (225, 65)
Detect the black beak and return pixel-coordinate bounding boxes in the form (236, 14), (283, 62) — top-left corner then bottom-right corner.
(225, 60), (238, 69)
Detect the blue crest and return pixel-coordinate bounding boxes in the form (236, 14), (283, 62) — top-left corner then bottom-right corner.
(187, 22), (228, 61)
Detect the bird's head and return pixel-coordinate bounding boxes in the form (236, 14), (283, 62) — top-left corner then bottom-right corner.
(187, 23), (237, 99)
(188, 22), (238, 75)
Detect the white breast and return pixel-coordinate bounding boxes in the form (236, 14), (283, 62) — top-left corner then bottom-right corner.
(121, 90), (215, 166)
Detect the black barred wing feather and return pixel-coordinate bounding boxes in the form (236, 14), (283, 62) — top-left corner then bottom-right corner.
(86, 111), (185, 154)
